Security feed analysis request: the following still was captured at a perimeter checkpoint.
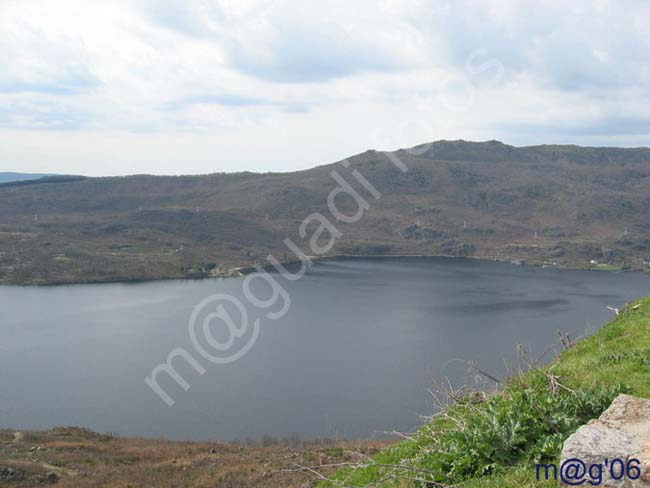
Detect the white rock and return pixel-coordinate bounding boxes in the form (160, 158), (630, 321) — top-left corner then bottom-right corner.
(560, 394), (650, 487)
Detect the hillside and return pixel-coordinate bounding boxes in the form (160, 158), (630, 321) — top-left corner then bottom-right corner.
(1, 140), (650, 285)
(0, 173), (52, 184)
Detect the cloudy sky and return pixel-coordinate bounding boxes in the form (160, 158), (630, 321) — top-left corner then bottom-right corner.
(1, 0), (649, 176)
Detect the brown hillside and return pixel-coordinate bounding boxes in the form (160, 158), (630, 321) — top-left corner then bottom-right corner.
(1, 140), (649, 285)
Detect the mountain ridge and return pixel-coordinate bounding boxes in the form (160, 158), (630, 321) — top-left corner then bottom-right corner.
(0, 172), (54, 184)
(1, 140), (649, 285)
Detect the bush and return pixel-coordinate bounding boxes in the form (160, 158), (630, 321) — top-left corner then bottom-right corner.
(416, 372), (622, 484)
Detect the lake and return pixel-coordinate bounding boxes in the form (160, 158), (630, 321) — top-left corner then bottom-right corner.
(1, 257), (649, 441)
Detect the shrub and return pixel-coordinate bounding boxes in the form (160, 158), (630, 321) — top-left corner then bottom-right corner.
(405, 371), (623, 485)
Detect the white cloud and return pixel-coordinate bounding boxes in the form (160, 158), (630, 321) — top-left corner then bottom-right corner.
(0, 0), (649, 175)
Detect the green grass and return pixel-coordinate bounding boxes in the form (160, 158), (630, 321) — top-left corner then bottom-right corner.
(321, 297), (650, 487)
(555, 298), (650, 398)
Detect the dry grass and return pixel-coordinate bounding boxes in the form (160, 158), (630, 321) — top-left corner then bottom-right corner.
(0, 427), (390, 487)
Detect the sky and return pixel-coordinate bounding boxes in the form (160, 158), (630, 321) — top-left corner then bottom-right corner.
(1, 0), (649, 176)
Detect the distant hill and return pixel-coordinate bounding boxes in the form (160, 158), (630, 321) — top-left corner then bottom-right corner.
(0, 172), (55, 184)
(1, 140), (649, 285)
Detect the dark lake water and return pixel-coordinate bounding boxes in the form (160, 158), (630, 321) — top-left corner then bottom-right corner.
(1, 257), (649, 441)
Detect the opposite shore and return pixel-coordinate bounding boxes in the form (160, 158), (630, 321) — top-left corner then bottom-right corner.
(3, 251), (648, 287)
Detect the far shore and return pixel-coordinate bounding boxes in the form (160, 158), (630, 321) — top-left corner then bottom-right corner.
(2, 252), (647, 287)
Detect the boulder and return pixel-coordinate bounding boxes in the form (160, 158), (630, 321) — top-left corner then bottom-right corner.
(560, 394), (650, 486)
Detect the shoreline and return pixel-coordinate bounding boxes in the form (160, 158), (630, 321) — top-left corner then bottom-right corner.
(1, 252), (646, 287)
